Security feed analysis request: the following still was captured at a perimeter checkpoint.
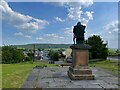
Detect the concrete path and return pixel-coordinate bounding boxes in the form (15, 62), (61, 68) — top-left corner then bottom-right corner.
(21, 66), (119, 90)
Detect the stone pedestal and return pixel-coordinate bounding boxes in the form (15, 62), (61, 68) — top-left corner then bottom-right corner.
(67, 44), (95, 80)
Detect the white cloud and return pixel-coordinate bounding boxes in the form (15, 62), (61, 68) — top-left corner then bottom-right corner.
(36, 37), (44, 40)
(14, 32), (32, 39)
(36, 33), (65, 43)
(54, 17), (65, 22)
(64, 27), (73, 35)
(58, 0), (93, 7)
(14, 32), (23, 36)
(88, 21), (118, 48)
(67, 7), (83, 21)
(104, 20), (118, 33)
(0, 0), (49, 32)
(44, 34), (65, 39)
(24, 35), (32, 39)
(86, 21), (118, 40)
(81, 11), (94, 26)
(55, 0), (94, 25)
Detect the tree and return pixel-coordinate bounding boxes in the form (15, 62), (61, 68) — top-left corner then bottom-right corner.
(27, 52), (34, 61)
(2, 46), (24, 63)
(48, 50), (60, 61)
(116, 49), (120, 55)
(86, 35), (108, 59)
(38, 48), (41, 51)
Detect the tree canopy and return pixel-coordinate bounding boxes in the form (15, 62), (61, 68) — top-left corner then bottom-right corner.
(86, 35), (108, 59)
(2, 46), (24, 63)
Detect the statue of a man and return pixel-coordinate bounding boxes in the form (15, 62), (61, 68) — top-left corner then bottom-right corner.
(73, 22), (86, 44)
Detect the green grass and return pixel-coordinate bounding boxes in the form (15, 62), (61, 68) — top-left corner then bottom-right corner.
(0, 64), (2, 88)
(2, 60), (119, 88)
(89, 60), (119, 76)
(2, 61), (58, 88)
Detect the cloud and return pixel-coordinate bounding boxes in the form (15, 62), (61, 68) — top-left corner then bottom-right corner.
(67, 7), (83, 21)
(58, 0), (93, 7)
(81, 11), (94, 26)
(36, 37), (44, 40)
(103, 21), (118, 48)
(14, 32), (31, 39)
(24, 35), (32, 39)
(14, 32), (23, 36)
(86, 21), (118, 48)
(54, 17), (65, 22)
(44, 34), (64, 38)
(104, 21), (118, 33)
(85, 21), (118, 40)
(0, 0), (49, 32)
(54, 0), (94, 26)
(64, 27), (73, 35)
(103, 21), (118, 41)
(36, 33), (65, 43)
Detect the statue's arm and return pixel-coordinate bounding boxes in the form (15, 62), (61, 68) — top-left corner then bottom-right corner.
(73, 26), (75, 34)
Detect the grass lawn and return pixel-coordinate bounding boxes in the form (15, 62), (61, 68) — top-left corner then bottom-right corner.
(89, 60), (119, 76)
(2, 61), (58, 88)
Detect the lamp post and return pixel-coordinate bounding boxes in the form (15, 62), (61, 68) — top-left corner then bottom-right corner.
(33, 44), (35, 61)
(106, 40), (109, 61)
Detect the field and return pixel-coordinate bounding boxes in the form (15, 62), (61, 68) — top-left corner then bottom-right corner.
(2, 60), (119, 88)
(2, 61), (58, 88)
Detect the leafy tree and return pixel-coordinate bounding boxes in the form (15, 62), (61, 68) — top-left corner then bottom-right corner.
(38, 48), (41, 51)
(116, 49), (120, 55)
(2, 46), (24, 63)
(48, 50), (60, 61)
(86, 35), (108, 59)
(27, 52), (34, 61)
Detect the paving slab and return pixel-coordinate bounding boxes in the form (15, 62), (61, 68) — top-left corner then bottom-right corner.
(21, 66), (119, 89)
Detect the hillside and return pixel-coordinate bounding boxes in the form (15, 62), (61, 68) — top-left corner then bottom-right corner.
(14, 44), (72, 49)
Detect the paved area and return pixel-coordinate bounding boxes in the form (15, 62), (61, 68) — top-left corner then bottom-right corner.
(21, 66), (119, 89)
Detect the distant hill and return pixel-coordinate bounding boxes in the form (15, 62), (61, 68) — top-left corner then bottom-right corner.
(13, 44), (72, 49)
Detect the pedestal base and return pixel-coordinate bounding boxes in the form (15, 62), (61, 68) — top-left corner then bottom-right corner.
(67, 66), (95, 80)
(68, 44), (95, 80)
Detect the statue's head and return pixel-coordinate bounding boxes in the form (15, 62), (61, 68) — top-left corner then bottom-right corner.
(77, 22), (81, 25)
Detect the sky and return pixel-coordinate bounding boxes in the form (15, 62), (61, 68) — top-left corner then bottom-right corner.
(0, 0), (119, 48)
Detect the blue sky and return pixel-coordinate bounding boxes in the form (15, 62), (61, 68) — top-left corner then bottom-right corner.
(1, 0), (118, 48)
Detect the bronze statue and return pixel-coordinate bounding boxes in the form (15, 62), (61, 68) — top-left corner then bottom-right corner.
(73, 22), (86, 44)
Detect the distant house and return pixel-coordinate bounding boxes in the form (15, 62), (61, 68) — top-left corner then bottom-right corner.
(61, 51), (66, 58)
(34, 50), (43, 60)
(23, 51), (29, 58)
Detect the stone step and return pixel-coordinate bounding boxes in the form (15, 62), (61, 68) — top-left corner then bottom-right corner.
(68, 70), (95, 80)
(72, 69), (92, 74)
(69, 67), (93, 74)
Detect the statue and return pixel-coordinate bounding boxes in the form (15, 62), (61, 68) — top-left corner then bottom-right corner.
(73, 22), (86, 44)
(68, 22), (94, 80)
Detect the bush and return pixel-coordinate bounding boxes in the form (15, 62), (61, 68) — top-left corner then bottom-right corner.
(2, 46), (24, 64)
